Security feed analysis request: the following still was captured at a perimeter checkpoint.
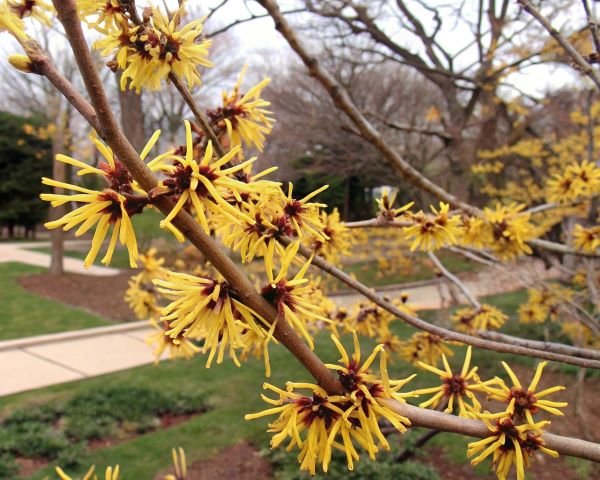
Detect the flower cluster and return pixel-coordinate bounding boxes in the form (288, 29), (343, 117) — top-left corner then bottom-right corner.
(207, 66), (274, 152)
(40, 133), (163, 268)
(413, 346), (496, 417)
(451, 304), (507, 334)
(518, 285), (572, 325)
(245, 333), (415, 474)
(398, 331), (454, 366)
(402, 202), (461, 251)
(545, 160), (600, 204)
(88, 2), (212, 91)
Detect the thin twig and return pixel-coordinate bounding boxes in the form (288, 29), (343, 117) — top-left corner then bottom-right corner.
(282, 237), (600, 369)
(428, 252), (481, 309)
(479, 330), (600, 360)
(518, 0), (600, 91)
(256, 0), (479, 216)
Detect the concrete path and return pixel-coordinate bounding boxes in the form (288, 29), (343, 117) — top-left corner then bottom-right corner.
(0, 258), (560, 398)
(334, 258), (560, 309)
(0, 322), (155, 396)
(0, 240), (120, 276)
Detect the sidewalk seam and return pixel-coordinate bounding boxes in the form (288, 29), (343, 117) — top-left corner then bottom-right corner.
(22, 347), (89, 378)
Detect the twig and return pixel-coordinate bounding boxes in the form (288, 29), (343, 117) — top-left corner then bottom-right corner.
(282, 237), (600, 369)
(256, 0), (480, 216)
(428, 252), (481, 309)
(582, 0), (600, 55)
(518, 0), (600, 91)
(478, 331), (600, 361)
(22, 40), (99, 131)
(382, 400), (600, 463)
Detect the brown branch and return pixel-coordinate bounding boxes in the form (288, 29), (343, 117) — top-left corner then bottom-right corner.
(22, 40), (99, 131)
(518, 0), (600, 91)
(168, 73), (227, 158)
(479, 330), (600, 361)
(256, 0), (479, 216)
(582, 0), (600, 55)
(383, 400), (600, 463)
(282, 237), (600, 369)
(51, 0), (343, 396)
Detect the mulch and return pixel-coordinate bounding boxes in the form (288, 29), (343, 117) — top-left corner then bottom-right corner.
(18, 270), (136, 321)
(156, 441), (274, 480)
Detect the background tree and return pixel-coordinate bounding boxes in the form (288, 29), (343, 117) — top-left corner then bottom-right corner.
(0, 111), (52, 238)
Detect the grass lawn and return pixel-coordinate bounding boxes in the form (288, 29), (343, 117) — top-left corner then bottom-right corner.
(26, 246), (133, 270)
(0, 263), (110, 341)
(0, 288), (564, 480)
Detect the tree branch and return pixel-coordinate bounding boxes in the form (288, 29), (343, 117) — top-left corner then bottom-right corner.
(51, 0), (344, 396)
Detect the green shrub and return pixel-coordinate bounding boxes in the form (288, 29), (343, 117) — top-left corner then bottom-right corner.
(0, 454), (18, 480)
(266, 447), (440, 480)
(12, 425), (69, 459)
(3, 404), (62, 427)
(63, 415), (118, 442)
(55, 442), (87, 469)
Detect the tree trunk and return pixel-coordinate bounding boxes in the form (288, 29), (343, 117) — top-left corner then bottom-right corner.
(117, 72), (145, 150)
(49, 115), (66, 276)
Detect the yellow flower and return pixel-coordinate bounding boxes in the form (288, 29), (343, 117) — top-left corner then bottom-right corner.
(398, 331), (453, 366)
(518, 302), (547, 324)
(375, 188), (413, 221)
(55, 465), (120, 480)
(482, 203), (534, 259)
(245, 382), (345, 475)
(482, 361), (568, 425)
(125, 273), (162, 320)
(41, 186), (140, 268)
(8, 53), (34, 73)
(153, 121), (266, 234)
(39, 132), (164, 268)
(413, 346), (496, 417)
(78, 0), (125, 30)
(163, 447), (187, 480)
(402, 202), (461, 251)
(95, 3), (213, 92)
(246, 333), (415, 474)
(146, 320), (200, 362)
(451, 304), (507, 333)
(209, 65), (274, 151)
(260, 241), (330, 349)
(310, 208), (352, 264)
(572, 224), (600, 253)
(9, 0), (53, 25)
(467, 416), (557, 480)
(0, 2), (28, 41)
(280, 183), (328, 240)
(155, 270), (267, 368)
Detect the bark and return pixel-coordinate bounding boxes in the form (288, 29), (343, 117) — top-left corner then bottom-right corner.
(117, 72), (145, 150)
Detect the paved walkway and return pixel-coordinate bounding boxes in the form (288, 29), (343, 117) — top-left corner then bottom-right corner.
(0, 240), (120, 276)
(0, 242), (560, 397)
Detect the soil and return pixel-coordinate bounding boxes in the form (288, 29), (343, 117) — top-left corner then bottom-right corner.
(156, 441), (274, 480)
(423, 446), (592, 480)
(19, 270), (135, 321)
(15, 457), (49, 479)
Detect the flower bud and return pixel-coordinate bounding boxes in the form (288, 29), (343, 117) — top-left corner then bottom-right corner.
(8, 54), (36, 74)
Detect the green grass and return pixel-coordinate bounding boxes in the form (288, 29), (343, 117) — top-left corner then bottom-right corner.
(0, 288), (578, 479)
(27, 246), (133, 269)
(0, 263), (110, 341)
